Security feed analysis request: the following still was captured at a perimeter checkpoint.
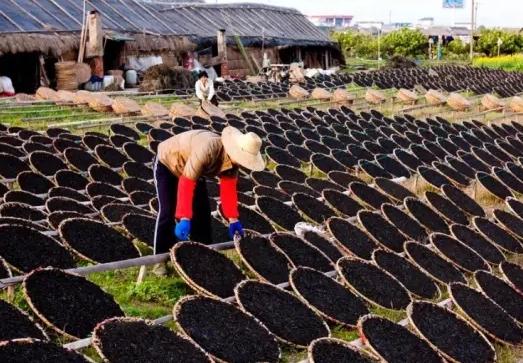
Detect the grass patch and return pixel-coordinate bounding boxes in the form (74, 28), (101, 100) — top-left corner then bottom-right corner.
(87, 267), (188, 319)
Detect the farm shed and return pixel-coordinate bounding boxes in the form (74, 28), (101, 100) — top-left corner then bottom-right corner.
(160, 3), (343, 78)
(0, 0), (195, 93)
(0, 1), (340, 92)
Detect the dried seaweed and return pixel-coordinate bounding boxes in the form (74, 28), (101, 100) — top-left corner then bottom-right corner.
(308, 338), (374, 363)
(405, 242), (466, 285)
(358, 211), (407, 253)
(475, 270), (523, 324)
(450, 224), (504, 265)
(337, 257), (411, 310)
(0, 300), (47, 341)
(373, 249), (439, 299)
(92, 317), (211, 363)
(450, 283), (523, 345)
(0, 339), (90, 362)
(360, 315), (443, 363)
(431, 233), (489, 273)
(271, 233), (332, 272)
(59, 218), (139, 263)
(175, 296), (280, 362)
(236, 280), (329, 347)
(290, 267), (368, 326)
(24, 269), (124, 339)
(408, 301), (495, 363)
(327, 217), (377, 260)
(171, 242), (245, 298)
(235, 233), (293, 284)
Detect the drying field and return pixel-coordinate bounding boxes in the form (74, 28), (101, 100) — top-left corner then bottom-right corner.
(0, 66), (523, 362)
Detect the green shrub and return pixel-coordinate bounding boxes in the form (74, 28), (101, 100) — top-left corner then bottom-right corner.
(381, 28), (428, 58)
(475, 29), (522, 56)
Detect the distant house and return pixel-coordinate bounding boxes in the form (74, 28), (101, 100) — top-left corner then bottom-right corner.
(417, 17), (435, 29)
(0, 1), (341, 93)
(421, 26), (472, 43)
(309, 15), (354, 30)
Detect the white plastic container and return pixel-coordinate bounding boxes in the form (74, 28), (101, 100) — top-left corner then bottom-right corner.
(0, 76), (15, 94)
(103, 75), (114, 89)
(125, 70), (137, 86)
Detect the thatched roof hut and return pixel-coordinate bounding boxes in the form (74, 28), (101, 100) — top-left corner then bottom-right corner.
(0, 0), (195, 57)
(160, 3), (334, 48)
(0, 1), (340, 90)
(0, 1), (335, 57)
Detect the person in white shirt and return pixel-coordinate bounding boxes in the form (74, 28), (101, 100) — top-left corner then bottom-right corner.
(195, 71), (218, 106)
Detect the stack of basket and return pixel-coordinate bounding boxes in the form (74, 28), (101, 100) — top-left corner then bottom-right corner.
(396, 89), (418, 104)
(169, 103), (198, 118)
(141, 102), (169, 118)
(425, 89), (446, 105)
(447, 93), (471, 111)
(55, 62), (78, 91)
(508, 96), (523, 113)
(112, 97), (141, 115)
(481, 94), (505, 111)
(365, 89), (386, 104)
(310, 87), (332, 100)
(289, 85), (309, 100)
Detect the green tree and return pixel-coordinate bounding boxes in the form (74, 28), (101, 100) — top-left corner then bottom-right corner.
(332, 31), (378, 59)
(446, 38), (468, 56)
(475, 28), (521, 56)
(381, 28), (428, 58)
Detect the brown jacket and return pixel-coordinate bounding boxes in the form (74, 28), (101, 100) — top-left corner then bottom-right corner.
(157, 130), (236, 180)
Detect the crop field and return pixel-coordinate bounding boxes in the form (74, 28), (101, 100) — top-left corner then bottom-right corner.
(0, 65), (523, 362)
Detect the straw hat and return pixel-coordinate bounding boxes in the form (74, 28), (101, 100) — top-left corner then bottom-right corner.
(222, 126), (265, 171)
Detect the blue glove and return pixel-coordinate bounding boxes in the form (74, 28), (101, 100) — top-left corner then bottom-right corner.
(175, 220), (191, 241)
(229, 221), (244, 239)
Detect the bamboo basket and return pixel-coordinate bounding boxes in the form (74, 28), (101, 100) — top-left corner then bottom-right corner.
(112, 97), (141, 115)
(396, 88), (418, 104)
(289, 84), (309, 100)
(310, 87), (332, 100)
(74, 63), (91, 84)
(56, 90), (76, 104)
(481, 94), (504, 111)
(55, 61), (78, 91)
(425, 89), (446, 105)
(201, 101), (226, 118)
(331, 89), (355, 105)
(141, 102), (169, 118)
(365, 89), (386, 104)
(15, 93), (36, 103)
(73, 90), (92, 105)
(169, 103), (198, 118)
(35, 87), (59, 102)
(509, 96), (523, 113)
(87, 93), (113, 112)
(447, 93), (471, 111)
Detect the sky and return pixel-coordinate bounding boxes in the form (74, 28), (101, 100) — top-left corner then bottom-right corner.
(211, 0), (523, 28)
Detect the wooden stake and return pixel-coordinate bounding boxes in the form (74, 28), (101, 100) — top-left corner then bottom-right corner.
(136, 265), (147, 285)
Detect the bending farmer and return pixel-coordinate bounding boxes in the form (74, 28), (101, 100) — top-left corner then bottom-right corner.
(154, 127), (265, 255)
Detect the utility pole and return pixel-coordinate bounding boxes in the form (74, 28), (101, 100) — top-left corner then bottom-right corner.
(469, 0), (475, 60)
